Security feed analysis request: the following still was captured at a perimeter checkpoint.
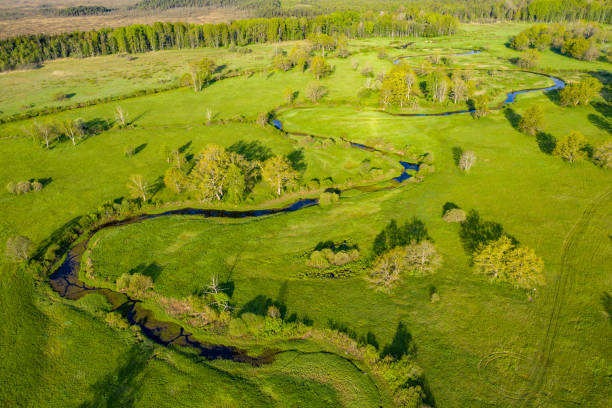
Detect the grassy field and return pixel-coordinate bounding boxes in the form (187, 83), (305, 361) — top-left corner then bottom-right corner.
(0, 22), (611, 407)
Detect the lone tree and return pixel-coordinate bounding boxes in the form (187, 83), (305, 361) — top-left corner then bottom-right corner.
(450, 75), (468, 104)
(127, 174), (149, 201)
(518, 105), (545, 135)
(593, 140), (612, 168)
(261, 155), (299, 197)
(305, 82), (327, 103)
(553, 131), (587, 163)
(310, 56), (330, 80)
(6, 236), (32, 261)
(189, 57), (216, 92)
(472, 95), (490, 118)
(516, 49), (540, 68)
(473, 236), (544, 289)
(164, 167), (186, 193)
(459, 150), (476, 172)
(115, 106), (128, 127)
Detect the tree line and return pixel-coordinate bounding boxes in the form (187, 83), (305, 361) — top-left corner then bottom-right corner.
(509, 21), (610, 61)
(0, 11), (458, 72)
(42, 6), (114, 17)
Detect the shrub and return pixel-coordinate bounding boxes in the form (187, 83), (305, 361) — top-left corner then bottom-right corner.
(116, 273), (153, 297)
(593, 140), (612, 168)
(458, 151), (476, 172)
(105, 312), (129, 329)
(256, 111), (270, 127)
(53, 92), (69, 101)
(319, 191), (339, 207)
(328, 249), (360, 266)
(5, 236), (32, 261)
(16, 181), (31, 194)
(31, 181), (43, 192)
(361, 66), (373, 77)
(443, 208), (466, 223)
(307, 250), (330, 269)
(124, 145), (135, 157)
(6, 182), (16, 194)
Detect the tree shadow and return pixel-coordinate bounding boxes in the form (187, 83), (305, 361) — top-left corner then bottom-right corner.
(37, 177), (53, 187)
(381, 321), (416, 359)
(544, 89), (561, 105)
(602, 292), (612, 324)
(128, 111), (147, 126)
(239, 295), (287, 319)
(591, 101), (612, 116)
(588, 114), (612, 134)
(228, 140), (273, 162)
(536, 132), (556, 154)
(442, 202), (459, 216)
(287, 149), (307, 172)
(133, 143), (147, 155)
(459, 210), (515, 254)
(128, 262), (162, 282)
(451, 146), (463, 166)
(83, 118), (112, 135)
(504, 107), (521, 131)
(178, 140), (192, 154)
(79, 345), (151, 408)
(149, 175), (164, 196)
(328, 319), (379, 350)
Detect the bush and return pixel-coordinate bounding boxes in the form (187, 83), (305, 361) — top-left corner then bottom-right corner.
(31, 181), (43, 192)
(6, 182), (16, 194)
(319, 191), (339, 207)
(124, 145), (135, 157)
(16, 181), (31, 194)
(116, 273), (153, 297)
(443, 208), (466, 223)
(53, 92), (69, 101)
(105, 312), (129, 329)
(307, 250), (330, 269)
(5, 236), (32, 261)
(256, 111), (270, 127)
(593, 140), (612, 168)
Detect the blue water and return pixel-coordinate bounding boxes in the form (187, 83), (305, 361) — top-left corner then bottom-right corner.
(504, 75), (565, 103)
(272, 119), (283, 130)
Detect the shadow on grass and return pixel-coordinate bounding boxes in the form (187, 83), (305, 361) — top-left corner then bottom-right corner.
(287, 149), (307, 172)
(79, 345), (151, 408)
(602, 292), (612, 324)
(504, 107), (521, 131)
(381, 321), (416, 359)
(451, 146), (463, 166)
(134, 143), (147, 155)
(536, 132), (556, 154)
(459, 210), (516, 254)
(442, 202), (460, 216)
(129, 262), (162, 282)
(228, 140), (273, 162)
(328, 319), (380, 350)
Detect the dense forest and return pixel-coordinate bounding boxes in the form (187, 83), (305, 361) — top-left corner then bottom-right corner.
(132, 0), (612, 23)
(0, 11), (458, 71)
(42, 6), (115, 17)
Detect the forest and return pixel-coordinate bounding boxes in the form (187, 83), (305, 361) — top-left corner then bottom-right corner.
(0, 11), (458, 71)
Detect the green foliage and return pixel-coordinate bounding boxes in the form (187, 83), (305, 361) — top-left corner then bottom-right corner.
(560, 78), (602, 106)
(368, 241), (441, 292)
(443, 208), (466, 223)
(116, 273), (154, 297)
(104, 311), (129, 329)
(471, 95), (490, 118)
(516, 49), (540, 68)
(473, 236), (544, 289)
(592, 140), (612, 168)
(554, 131), (588, 162)
(305, 81), (328, 102)
(310, 56), (331, 80)
(518, 105), (545, 135)
(319, 191), (340, 207)
(261, 155), (299, 196)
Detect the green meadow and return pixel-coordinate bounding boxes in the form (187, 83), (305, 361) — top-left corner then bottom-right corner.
(0, 22), (610, 408)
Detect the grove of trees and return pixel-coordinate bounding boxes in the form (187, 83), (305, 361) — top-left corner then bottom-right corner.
(0, 11), (460, 72)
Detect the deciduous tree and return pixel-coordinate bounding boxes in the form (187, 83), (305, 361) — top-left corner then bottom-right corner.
(127, 174), (148, 201)
(553, 131), (587, 162)
(261, 155), (298, 197)
(518, 105), (545, 135)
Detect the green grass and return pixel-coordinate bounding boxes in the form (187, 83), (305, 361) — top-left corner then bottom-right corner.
(1, 23), (611, 407)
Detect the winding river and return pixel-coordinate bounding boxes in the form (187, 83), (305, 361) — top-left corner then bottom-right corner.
(48, 50), (566, 365)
